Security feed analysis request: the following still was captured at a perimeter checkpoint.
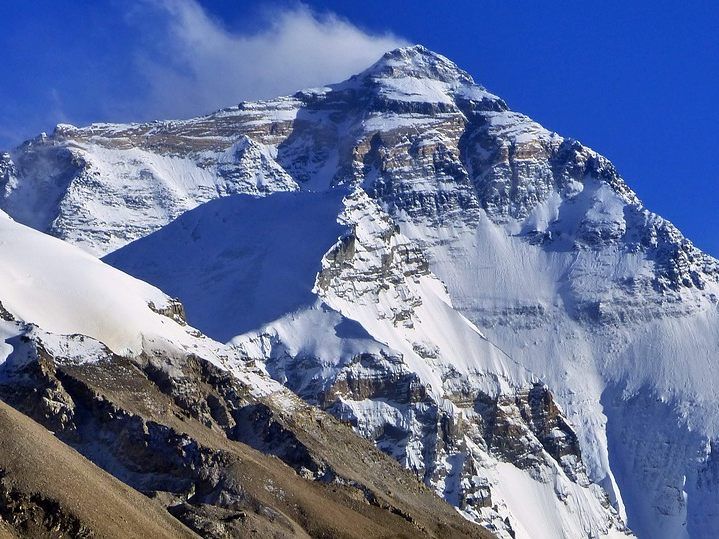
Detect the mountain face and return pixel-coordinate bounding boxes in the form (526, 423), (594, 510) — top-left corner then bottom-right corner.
(2, 45), (717, 538)
(105, 187), (625, 537)
(0, 209), (488, 538)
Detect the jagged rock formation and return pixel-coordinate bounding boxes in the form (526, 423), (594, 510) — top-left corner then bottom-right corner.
(0, 129), (298, 255)
(0, 330), (487, 539)
(3, 45), (718, 537)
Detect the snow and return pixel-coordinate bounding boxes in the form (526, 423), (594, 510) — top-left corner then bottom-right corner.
(482, 110), (557, 144)
(105, 187), (525, 395)
(0, 210), (171, 356)
(0, 321), (20, 364)
(3, 135), (298, 256)
(400, 191), (719, 537)
(0, 208), (296, 404)
(454, 84), (501, 103)
(105, 191), (346, 340)
(491, 463), (631, 539)
(319, 240), (528, 398)
(362, 113), (444, 132)
(377, 77), (455, 104)
(105, 185), (624, 537)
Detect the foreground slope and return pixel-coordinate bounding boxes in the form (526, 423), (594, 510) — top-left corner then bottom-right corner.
(4, 45), (716, 537)
(0, 400), (198, 539)
(0, 210), (489, 539)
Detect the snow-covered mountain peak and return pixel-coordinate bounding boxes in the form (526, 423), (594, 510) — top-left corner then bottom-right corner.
(334, 44), (503, 109)
(359, 44), (474, 85)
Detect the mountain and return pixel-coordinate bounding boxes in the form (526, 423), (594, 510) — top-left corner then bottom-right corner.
(0, 209), (489, 538)
(2, 44), (717, 538)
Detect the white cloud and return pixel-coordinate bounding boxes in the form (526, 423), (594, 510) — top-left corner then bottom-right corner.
(131, 0), (408, 119)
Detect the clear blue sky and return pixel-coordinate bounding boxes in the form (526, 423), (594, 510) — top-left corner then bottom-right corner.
(1, 1), (717, 255)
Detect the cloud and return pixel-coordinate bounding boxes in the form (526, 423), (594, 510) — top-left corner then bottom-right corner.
(130, 0), (408, 120)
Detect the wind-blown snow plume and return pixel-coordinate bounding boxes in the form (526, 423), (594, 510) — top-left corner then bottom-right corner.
(132, 0), (408, 118)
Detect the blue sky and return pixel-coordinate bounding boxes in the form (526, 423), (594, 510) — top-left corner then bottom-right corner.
(1, 0), (717, 255)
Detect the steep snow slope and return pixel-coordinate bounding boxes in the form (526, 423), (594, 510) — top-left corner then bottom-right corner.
(108, 188), (629, 538)
(0, 208), (279, 395)
(0, 211), (170, 356)
(4, 44), (716, 537)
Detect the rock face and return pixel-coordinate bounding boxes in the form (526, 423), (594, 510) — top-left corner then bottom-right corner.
(0, 129), (298, 255)
(0, 398), (199, 539)
(3, 45), (718, 537)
